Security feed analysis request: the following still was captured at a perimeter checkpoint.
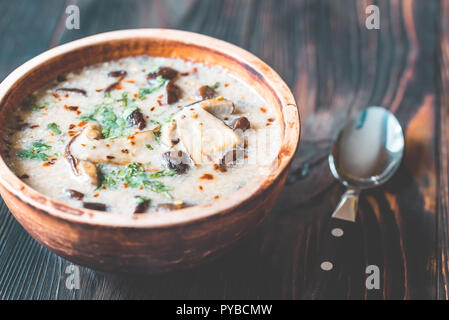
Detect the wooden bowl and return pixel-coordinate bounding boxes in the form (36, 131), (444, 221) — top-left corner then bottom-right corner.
(0, 29), (300, 273)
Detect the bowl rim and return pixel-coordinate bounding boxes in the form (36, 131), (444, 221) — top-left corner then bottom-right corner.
(0, 28), (300, 229)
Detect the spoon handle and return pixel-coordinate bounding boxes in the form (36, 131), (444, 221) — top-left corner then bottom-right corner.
(331, 189), (359, 222)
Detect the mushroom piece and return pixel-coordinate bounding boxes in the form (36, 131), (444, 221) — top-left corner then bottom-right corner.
(198, 97), (235, 118)
(198, 85), (216, 99)
(67, 123), (164, 167)
(147, 67), (179, 81)
(160, 120), (179, 148)
(165, 81), (182, 104)
(162, 151), (190, 174)
(231, 116), (251, 131)
(64, 124), (101, 185)
(174, 104), (241, 164)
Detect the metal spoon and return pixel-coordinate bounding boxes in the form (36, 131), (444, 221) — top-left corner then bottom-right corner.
(316, 107), (404, 275)
(329, 106), (404, 222)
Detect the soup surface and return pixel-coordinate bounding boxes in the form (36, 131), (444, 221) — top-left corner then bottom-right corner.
(4, 56), (280, 214)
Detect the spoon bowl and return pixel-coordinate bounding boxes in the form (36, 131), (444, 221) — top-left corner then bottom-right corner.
(329, 106), (404, 221)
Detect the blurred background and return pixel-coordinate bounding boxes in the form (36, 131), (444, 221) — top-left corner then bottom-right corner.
(0, 0), (446, 300)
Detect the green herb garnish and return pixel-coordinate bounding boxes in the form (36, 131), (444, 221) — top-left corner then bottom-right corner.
(135, 196), (151, 205)
(18, 142), (51, 161)
(145, 144), (153, 150)
(97, 163), (174, 198)
(138, 75), (167, 100)
(47, 122), (61, 135)
(117, 92), (129, 106)
(149, 120), (162, 144)
(79, 104), (139, 138)
(211, 82), (220, 89)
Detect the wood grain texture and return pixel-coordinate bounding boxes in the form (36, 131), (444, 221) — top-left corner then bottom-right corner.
(0, 0), (445, 299)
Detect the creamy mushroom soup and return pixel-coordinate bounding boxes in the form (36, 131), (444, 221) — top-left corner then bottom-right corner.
(3, 56), (281, 214)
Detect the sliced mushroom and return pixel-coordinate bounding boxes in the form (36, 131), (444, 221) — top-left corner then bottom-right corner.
(78, 160), (99, 185)
(134, 196), (150, 214)
(154, 202), (187, 212)
(64, 126), (100, 185)
(166, 81), (182, 104)
(174, 105), (241, 164)
(108, 70), (127, 78)
(127, 109), (146, 130)
(160, 121), (178, 148)
(55, 87), (87, 96)
(147, 67), (178, 81)
(65, 189), (84, 200)
(232, 116), (251, 131)
(67, 123), (164, 168)
(198, 85), (216, 99)
(198, 98), (235, 118)
(83, 202), (107, 211)
(220, 149), (245, 168)
(162, 151), (190, 174)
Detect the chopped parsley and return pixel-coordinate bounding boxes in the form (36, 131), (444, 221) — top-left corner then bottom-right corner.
(149, 119), (162, 144)
(117, 92), (129, 106)
(47, 122), (61, 135)
(79, 104), (139, 138)
(138, 75), (167, 100)
(135, 196), (151, 206)
(211, 82), (220, 89)
(18, 142), (51, 161)
(97, 163), (174, 198)
(145, 144), (153, 150)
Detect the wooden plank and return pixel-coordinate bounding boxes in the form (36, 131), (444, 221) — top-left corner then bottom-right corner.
(0, 0), (67, 80)
(437, 0), (449, 300)
(0, 0), (442, 299)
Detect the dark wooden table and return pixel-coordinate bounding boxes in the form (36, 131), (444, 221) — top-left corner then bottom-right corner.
(0, 0), (447, 300)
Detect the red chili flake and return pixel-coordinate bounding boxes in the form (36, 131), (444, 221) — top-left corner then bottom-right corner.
(105, 144), (110, 148)
(125, 80), (136, 84)
(69, 124), (76, 129)
(224, 83), (230, 87)
(123, 183), (129, 188)
(150, 106), (156, 111)
(52, 92), (60, 98)
(133, 93), (138, 98)
(267, 117), (275, 122)
(193, 67), (198, 73)
(95, 88), (104, 92)
(93, 193), (100, 198)
(77, 121), (88, 127)
(198, 185), (204, 191)
(68, 130), (78, 136)
(200, 173), (214, 180)
(260, 107), (267, 113)
(214, 195), (220, 199)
